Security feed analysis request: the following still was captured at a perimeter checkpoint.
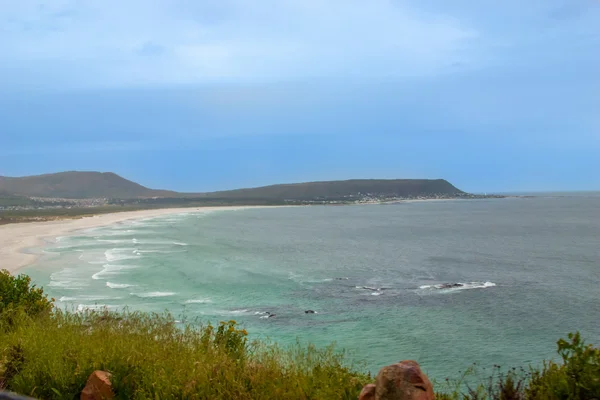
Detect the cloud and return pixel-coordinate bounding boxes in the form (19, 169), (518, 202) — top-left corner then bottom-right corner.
(0, 0), (477, 87)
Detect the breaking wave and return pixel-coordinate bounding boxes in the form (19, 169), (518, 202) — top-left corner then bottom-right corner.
(184, 299), (212, 304)
(132, 292), (176, 298)
(106, 282), (136, 289)
(418, 281), (496, 291)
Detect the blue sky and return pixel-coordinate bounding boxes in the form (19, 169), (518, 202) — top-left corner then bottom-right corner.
(1, 0), (598, 193)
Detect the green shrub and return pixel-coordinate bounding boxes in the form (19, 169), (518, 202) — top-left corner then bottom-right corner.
(527, 331), (600, 399)
(0, 309), (369, 399)
(0, 269), (53, 318)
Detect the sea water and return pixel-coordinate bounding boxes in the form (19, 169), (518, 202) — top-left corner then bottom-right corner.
(24, 195), (600, 380)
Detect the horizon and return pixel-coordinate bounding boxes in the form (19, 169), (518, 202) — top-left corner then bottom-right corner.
(1, 1), (599, 193)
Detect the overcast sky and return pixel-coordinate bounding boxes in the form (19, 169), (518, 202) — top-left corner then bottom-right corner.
(1, 0), (598, 192)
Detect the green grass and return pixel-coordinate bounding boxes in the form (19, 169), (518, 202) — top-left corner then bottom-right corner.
(0, 311), (369, 399)
(1, 270), (598, 399)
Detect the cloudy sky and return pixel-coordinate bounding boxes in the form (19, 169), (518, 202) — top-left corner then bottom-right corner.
(1, 0), (598, 192)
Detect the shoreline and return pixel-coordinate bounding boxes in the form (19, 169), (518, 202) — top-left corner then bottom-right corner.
(0, 206), (284, 274)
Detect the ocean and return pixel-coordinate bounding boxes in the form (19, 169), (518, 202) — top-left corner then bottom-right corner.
(24, 195), (600, 381)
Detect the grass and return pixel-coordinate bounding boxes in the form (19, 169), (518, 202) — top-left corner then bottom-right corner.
(1, 270), (598, 399)
(0, 311), (369, 399)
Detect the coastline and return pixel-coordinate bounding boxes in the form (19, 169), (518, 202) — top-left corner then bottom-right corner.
(0, 206), (281, 274)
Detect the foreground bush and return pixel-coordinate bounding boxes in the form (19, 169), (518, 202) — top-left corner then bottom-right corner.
(436, 331), (600, 399)
(0, 310), (368, 399)
(0, 269), (53, 326)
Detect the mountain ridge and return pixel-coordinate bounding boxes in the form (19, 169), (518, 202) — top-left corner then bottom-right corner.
(0, 171), (465, 201)
(0, 171), (176, 199)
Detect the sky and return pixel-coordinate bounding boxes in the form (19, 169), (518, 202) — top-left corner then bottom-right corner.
(0, 0), (599, 193)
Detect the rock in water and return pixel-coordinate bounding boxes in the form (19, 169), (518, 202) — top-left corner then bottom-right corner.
(305, 310), (316, 314)
(358, 383), (377, 400)
(374, 360), (434, 400)
(81, 371), (114, 400)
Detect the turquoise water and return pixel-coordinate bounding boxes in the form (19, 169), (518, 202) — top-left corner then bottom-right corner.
(24, 196), (600, 380)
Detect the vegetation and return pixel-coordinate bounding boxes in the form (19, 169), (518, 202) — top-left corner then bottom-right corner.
(0, 171), (175, 199)
(0, 270), (53, 318)
(435, 332), (600, 399)
(1, 271), (597, 399)
(190, 178), (465, 201)
(1, 171), (465, 202)
(0, 271), (369, 399)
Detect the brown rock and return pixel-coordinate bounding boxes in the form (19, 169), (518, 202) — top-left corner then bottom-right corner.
(374, 360), (434, 400)
(81, 371), (114, 400)
(359, 384), (377, 400)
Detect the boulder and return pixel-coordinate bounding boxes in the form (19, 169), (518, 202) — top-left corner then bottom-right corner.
(374, 360), (434, 400)
(358, 383), (377, 400)
(81, 371), (114, 400)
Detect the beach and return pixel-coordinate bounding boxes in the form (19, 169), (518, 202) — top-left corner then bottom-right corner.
(0, 206), (269, 274)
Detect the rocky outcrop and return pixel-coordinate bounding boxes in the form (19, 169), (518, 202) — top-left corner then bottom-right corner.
(358, 383), (377, 400)
(359, 360), (434, 400)
(81, 371), (114, 400)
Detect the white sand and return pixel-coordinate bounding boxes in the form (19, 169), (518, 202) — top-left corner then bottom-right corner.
(0, 206), (275, 274)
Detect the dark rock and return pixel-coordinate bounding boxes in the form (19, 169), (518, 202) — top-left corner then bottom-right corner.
(305, 310), (316, 314)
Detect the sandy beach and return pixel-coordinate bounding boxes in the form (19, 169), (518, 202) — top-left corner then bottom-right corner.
(0, 206), (269, 274)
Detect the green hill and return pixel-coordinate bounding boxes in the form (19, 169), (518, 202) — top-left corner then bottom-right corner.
(194, 179), (464, 201)
(0, 172), (465, 203)
(0, 171), (176, 199)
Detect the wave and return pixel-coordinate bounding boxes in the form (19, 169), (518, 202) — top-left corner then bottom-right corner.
(132, 292), (176, 298)
(59, 295), (122, 302)
(48, 280), (90, 289)
(106, 282), (136, 289)
(104, 248), (140, 262)
(355, 286), (387, 291)
(173, 242), (188, 246)
(418, 281), (496, 291)
(49, 268), (90, 289)
(288, 273), (335, 284)
(136, 250), (185, 254)
(97, 239), (136, 244)
(92, 264), (137, 280)
(184, 299), (212, 304)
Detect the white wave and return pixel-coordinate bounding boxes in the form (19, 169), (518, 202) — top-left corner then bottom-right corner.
(419, 281), (497, 291)
(97, 239), (133, 244)
(60, 295), (122, 302)
(136, 250), (184, 254)
(205, 309), (251, 316)
(132, 291), (176, 298)
(92, 264), (138, 280)
(106, 282), (136, 289)
(184, 299), (212, 304)
(173, 242), (188, 246)
(104, 248), (140, 262)
(49, 280), (89, 289)
(229, 309), (249, 314)
(371, 292), (382, 296)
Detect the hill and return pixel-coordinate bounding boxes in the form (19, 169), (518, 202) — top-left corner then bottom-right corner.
(0, 172), (467, 204)
(0, 171), (176, 199)
(193, 179), (464, 201)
